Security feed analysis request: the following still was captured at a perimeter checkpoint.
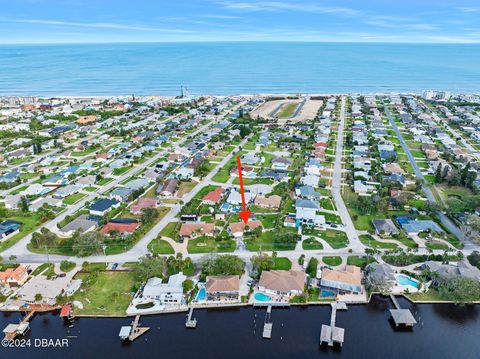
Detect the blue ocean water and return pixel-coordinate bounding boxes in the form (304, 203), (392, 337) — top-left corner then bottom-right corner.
(0, 42), (479, 96)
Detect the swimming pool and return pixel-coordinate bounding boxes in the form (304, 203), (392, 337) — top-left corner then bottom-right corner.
(397, 274), (419, 289)
(254, 292), (272, 302)
(196, 287), (206, 301)
(320, 290), (336, 298)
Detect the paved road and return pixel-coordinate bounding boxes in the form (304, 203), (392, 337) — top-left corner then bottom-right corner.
(331, 97), (363, 250)
(2, 104), (242, 258)
(420, 99), (480, 161)
(384, 103), (466, 242)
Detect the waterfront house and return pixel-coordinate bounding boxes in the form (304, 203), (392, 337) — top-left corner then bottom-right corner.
(320, 265), (363, 295)
(258, 270), (306, 297)
(142, 273), (187, 304)
(0, 265), (28, 288)
(364, 263), (396, 290)
(205, 275), (240, 302)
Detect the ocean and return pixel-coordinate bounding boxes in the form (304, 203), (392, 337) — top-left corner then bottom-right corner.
(1, 296), (479, 359)
(0, 42), (479, 96)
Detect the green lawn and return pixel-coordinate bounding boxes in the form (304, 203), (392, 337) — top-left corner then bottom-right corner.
(319, 229), (348, 249)
(113, 167), (130, 176)
(232, 177), (274, 186)
(84, 186), (98, 192)
(187, 236), (236, 253)
(212, 169), (230, 183)
(359, 234), (398, 249)
(70, 271), (136, 315)
(31, 263), (56, 277)
(277, 103), (298, 118)
(426, 241), (449, 250)
(257, 214), (279, 229)
(347, 256), (375, 269)
(97, 178), (113, 186)
(148, 239), (175, 255)
(322, 256), (342, 266)
(302, 238), (323, 250)
(273, 257), (292, 270)
(0, 212), (44, 252)
(63, 192), (86, 205)
(159, 222), (180, 240)
(244, 228), (298, 251)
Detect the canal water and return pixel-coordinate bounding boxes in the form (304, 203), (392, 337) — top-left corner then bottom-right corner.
(1, 296), (479, 359)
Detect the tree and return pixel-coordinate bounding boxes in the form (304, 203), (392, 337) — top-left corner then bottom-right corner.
(72, 231), (105, 257)
(182, 279), (194, 294)
(31, 228), (58, 248)
(462, 214), (480, 243)
(34, 293), (43, 302)
(250, 253), (275, 278)
(435, 163), (443, 183)
(20, 196), (29, 213)
(201, 254), (245, 280)
(437, 275), (480, 304)
(306, 257), (318, 277)
(141, 207), (159, 225)
(134, 256), (166, 282)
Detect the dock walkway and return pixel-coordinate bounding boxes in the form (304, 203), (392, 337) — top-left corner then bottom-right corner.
(320, 302), (346, 347)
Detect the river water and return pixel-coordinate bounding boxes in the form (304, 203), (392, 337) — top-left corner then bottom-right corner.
(0, 296), (479, 359)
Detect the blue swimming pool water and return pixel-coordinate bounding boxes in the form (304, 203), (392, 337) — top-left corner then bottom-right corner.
(196, 287), (206, 301)
(320, 290), (336, 298)
(397, 275), (419, 289)
(254, 293), (272, 302)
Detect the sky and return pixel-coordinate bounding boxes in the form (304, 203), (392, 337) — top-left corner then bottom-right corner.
(1, 0), (480, 44)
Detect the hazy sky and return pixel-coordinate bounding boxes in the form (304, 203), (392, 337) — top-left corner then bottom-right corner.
(1, 0), (480, 43)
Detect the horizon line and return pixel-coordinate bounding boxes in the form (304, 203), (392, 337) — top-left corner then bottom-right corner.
(1, 39), (480, 46)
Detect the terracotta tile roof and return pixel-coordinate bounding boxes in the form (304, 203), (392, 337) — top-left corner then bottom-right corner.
(202, 188), (224, 204)
(206, 275), (240, 293)
(100, 221), (139, 235)
(321, 265), (362, 286)
(229, 220), (262, 234)
(259, 270), (305, 292)
(254, 195), (281, 208)
(130, 197), (158, 214)
(179, 223), (215, 237)
(0, 265), (27, 284)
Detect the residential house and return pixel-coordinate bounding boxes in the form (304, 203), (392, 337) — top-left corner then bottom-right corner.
(205, 275), (240, 302)
(0, 265), (28, 288)
(258, 270), (306, 296)
(320, 265), (363, 294)
(179, 223), (215, 240)
(157, 179), (178, 197)
(58, 214), (98, 237)
(0, 220), (21, 240)
(100, 219), (139, 236)
(372, 219), (399, 236)
(130, 197), (158, 215)
(89, 198), (120, 216)
(202, 187), (224, 205)
(254, 195), (281, 210)
(228, 220), (262, 238)
(142, 273), (187, 304)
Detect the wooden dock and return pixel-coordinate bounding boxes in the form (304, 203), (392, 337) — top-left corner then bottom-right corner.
(185, 307), (197, 328)
(3, 311), (35, 340)
(262, 305), (273, 339)
(120, 315), (149, 341)
(389, 294), (416, 327)
(320, 302), (346, 347)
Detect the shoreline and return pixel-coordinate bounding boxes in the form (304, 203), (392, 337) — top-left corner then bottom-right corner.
(2, 294), (478, 319)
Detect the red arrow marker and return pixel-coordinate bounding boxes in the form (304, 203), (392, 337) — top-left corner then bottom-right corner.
(236, 156), (251, 224)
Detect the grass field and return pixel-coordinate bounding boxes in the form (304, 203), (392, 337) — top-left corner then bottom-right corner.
(273, 257), (292, 270)
(322, 256), (342, 266)
(302, 237), (323, 250)
(70, 271), (135, 315)
(359, 234), (398, 249)
(319, 229), (348, 249)
(346, 256), (375, 269)
(63, 192), (86, 205)
(187, 237), (236, 253)
(277, 103), (298, 118)
(148, 239), (175, 255)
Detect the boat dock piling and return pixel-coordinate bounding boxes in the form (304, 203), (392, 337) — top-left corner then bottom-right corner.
(119, 315), (150, 341)
(185, 307), (197, 328)
(389, 294), (417, 327)
(262, 305), (273, 339)
(320, 302), (346, 347)
(3, 311), (35, 341)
